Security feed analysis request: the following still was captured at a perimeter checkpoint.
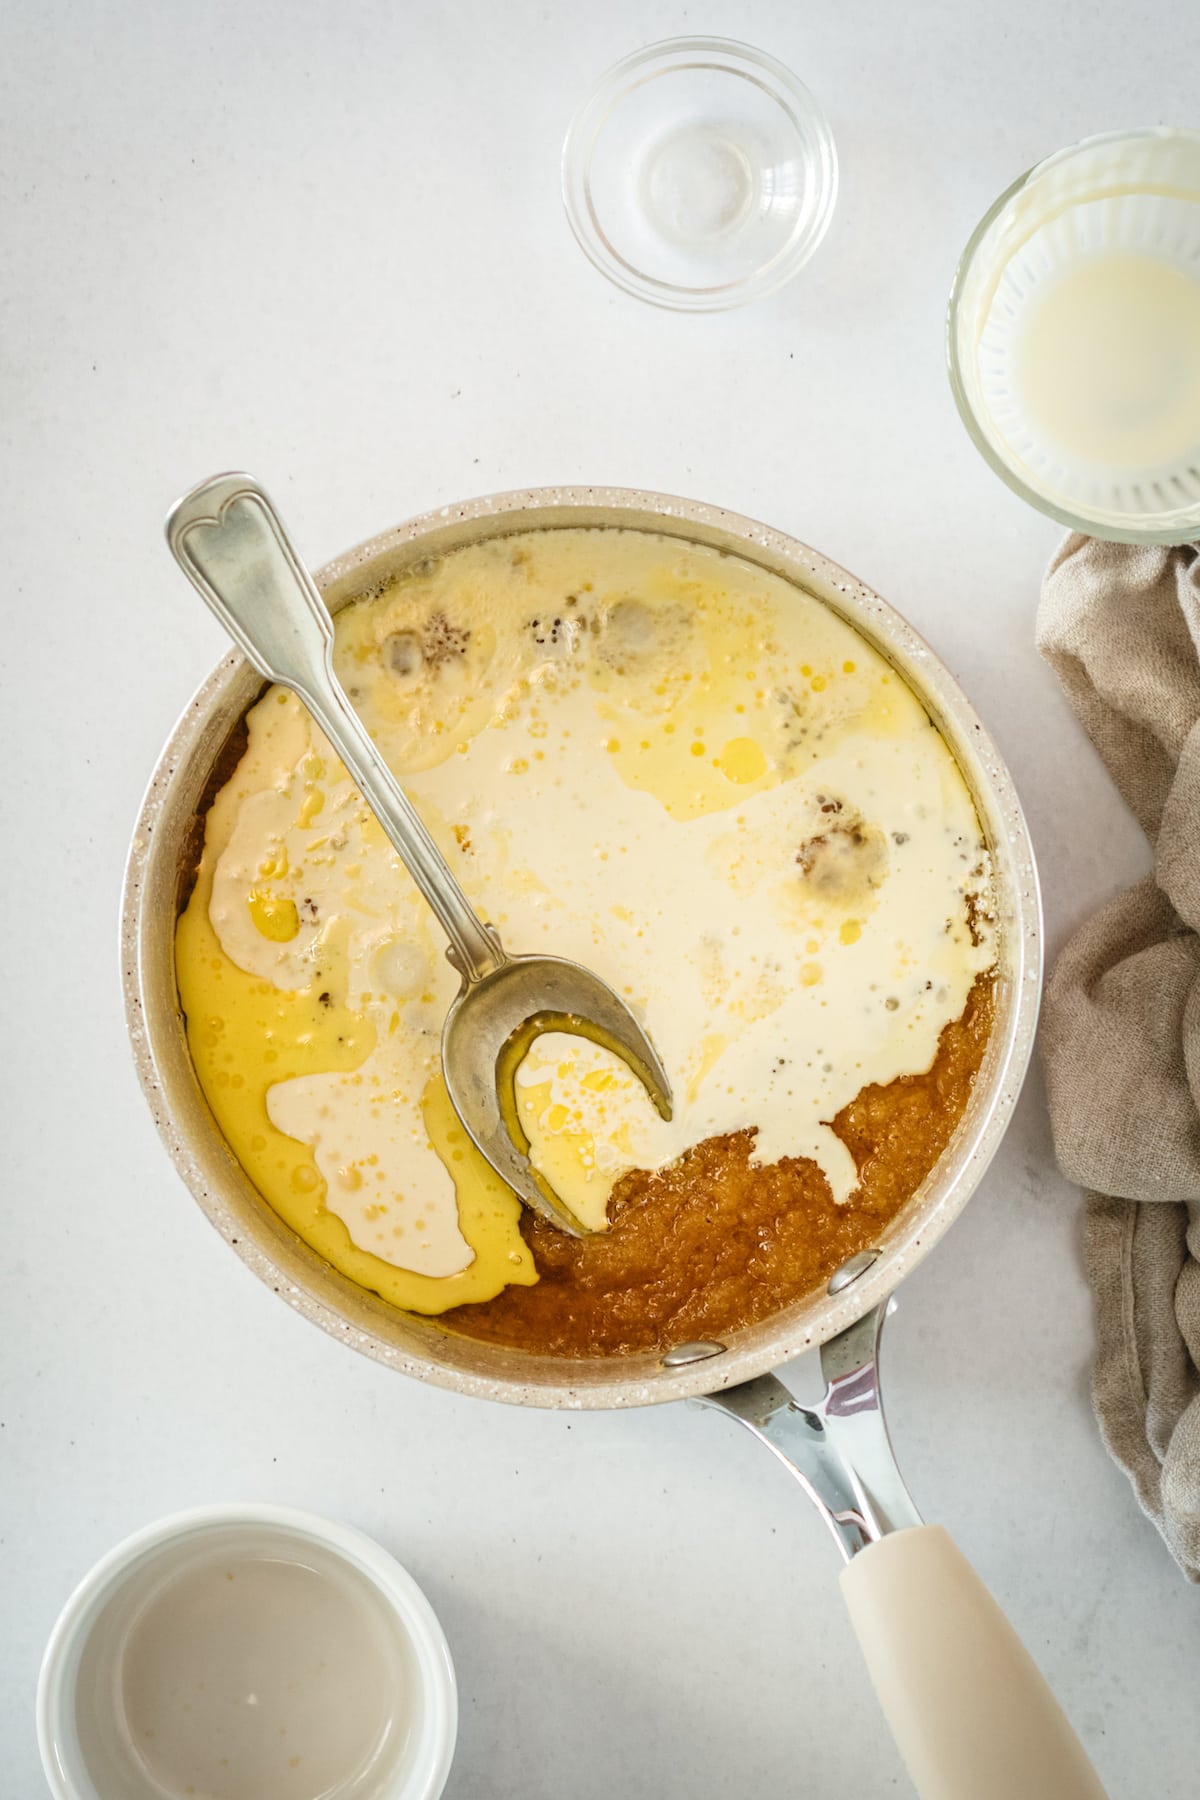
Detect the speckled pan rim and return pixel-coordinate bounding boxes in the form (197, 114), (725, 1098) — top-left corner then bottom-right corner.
(122, 486), (1042, 1409)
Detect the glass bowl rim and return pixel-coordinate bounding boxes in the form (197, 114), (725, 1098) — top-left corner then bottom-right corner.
(561, 33), (838, 313)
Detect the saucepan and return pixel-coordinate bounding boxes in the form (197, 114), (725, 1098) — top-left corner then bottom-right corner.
(122, 488), (1105, 1799)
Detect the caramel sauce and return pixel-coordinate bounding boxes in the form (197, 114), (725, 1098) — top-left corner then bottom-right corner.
(443, 974), (994, 1357)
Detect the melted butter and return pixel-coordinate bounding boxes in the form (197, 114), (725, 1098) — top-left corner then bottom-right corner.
(247, 888), (300, 941)
(177, 529), (995, 1307)
(715, 736), (769, 784)
(176, 690), (533, 1313)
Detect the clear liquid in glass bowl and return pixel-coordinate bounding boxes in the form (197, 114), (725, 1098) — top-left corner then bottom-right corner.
(562, 37), (838, 312)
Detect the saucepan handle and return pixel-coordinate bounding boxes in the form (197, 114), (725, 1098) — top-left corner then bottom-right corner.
(840, 1524), (1109, 1800)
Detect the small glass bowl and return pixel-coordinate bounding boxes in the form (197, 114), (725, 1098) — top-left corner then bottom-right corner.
(562, 37), (838, 312)
(947, 126), (1200, 544)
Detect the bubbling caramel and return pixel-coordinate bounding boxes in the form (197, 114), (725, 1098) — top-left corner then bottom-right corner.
(444, 976), (993, 1356)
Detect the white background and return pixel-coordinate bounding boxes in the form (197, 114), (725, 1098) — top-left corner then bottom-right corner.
(3, 2), (1199, 1794)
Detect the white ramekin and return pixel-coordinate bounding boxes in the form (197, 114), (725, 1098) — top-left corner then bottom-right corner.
(37, 1502), (457, 1800)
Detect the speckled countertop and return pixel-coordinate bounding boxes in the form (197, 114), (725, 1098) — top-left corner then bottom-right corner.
(3, 2), (1198, 1794)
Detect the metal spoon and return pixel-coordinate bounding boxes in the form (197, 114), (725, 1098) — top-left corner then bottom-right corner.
(166, 472), (673, 1236)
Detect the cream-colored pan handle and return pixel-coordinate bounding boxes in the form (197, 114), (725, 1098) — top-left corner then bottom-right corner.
(841, 1525), (1109, 1800)
(693, 1293), (1110, 1799)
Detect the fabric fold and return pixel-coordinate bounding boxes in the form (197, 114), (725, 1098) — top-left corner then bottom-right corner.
(1038, 537), (1200, 1579)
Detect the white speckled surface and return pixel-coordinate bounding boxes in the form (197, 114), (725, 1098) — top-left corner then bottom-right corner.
(3, 3), (1199, 1795)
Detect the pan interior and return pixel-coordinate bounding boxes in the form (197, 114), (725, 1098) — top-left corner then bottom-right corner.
(124, 492), (1040, 1408)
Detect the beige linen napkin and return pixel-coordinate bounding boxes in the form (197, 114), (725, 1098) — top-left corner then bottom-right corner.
(1037, 536), (1200, 1580)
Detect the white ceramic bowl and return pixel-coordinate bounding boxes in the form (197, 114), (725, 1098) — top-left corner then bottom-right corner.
(37, 1503), (457, 1800)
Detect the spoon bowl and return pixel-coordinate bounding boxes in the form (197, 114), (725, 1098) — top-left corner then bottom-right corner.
(442, 952), (673, 1232)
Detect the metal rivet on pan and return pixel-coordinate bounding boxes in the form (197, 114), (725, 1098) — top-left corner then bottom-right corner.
(662, 1340), (727, 1368)
(827, 1248), (882, 1295)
